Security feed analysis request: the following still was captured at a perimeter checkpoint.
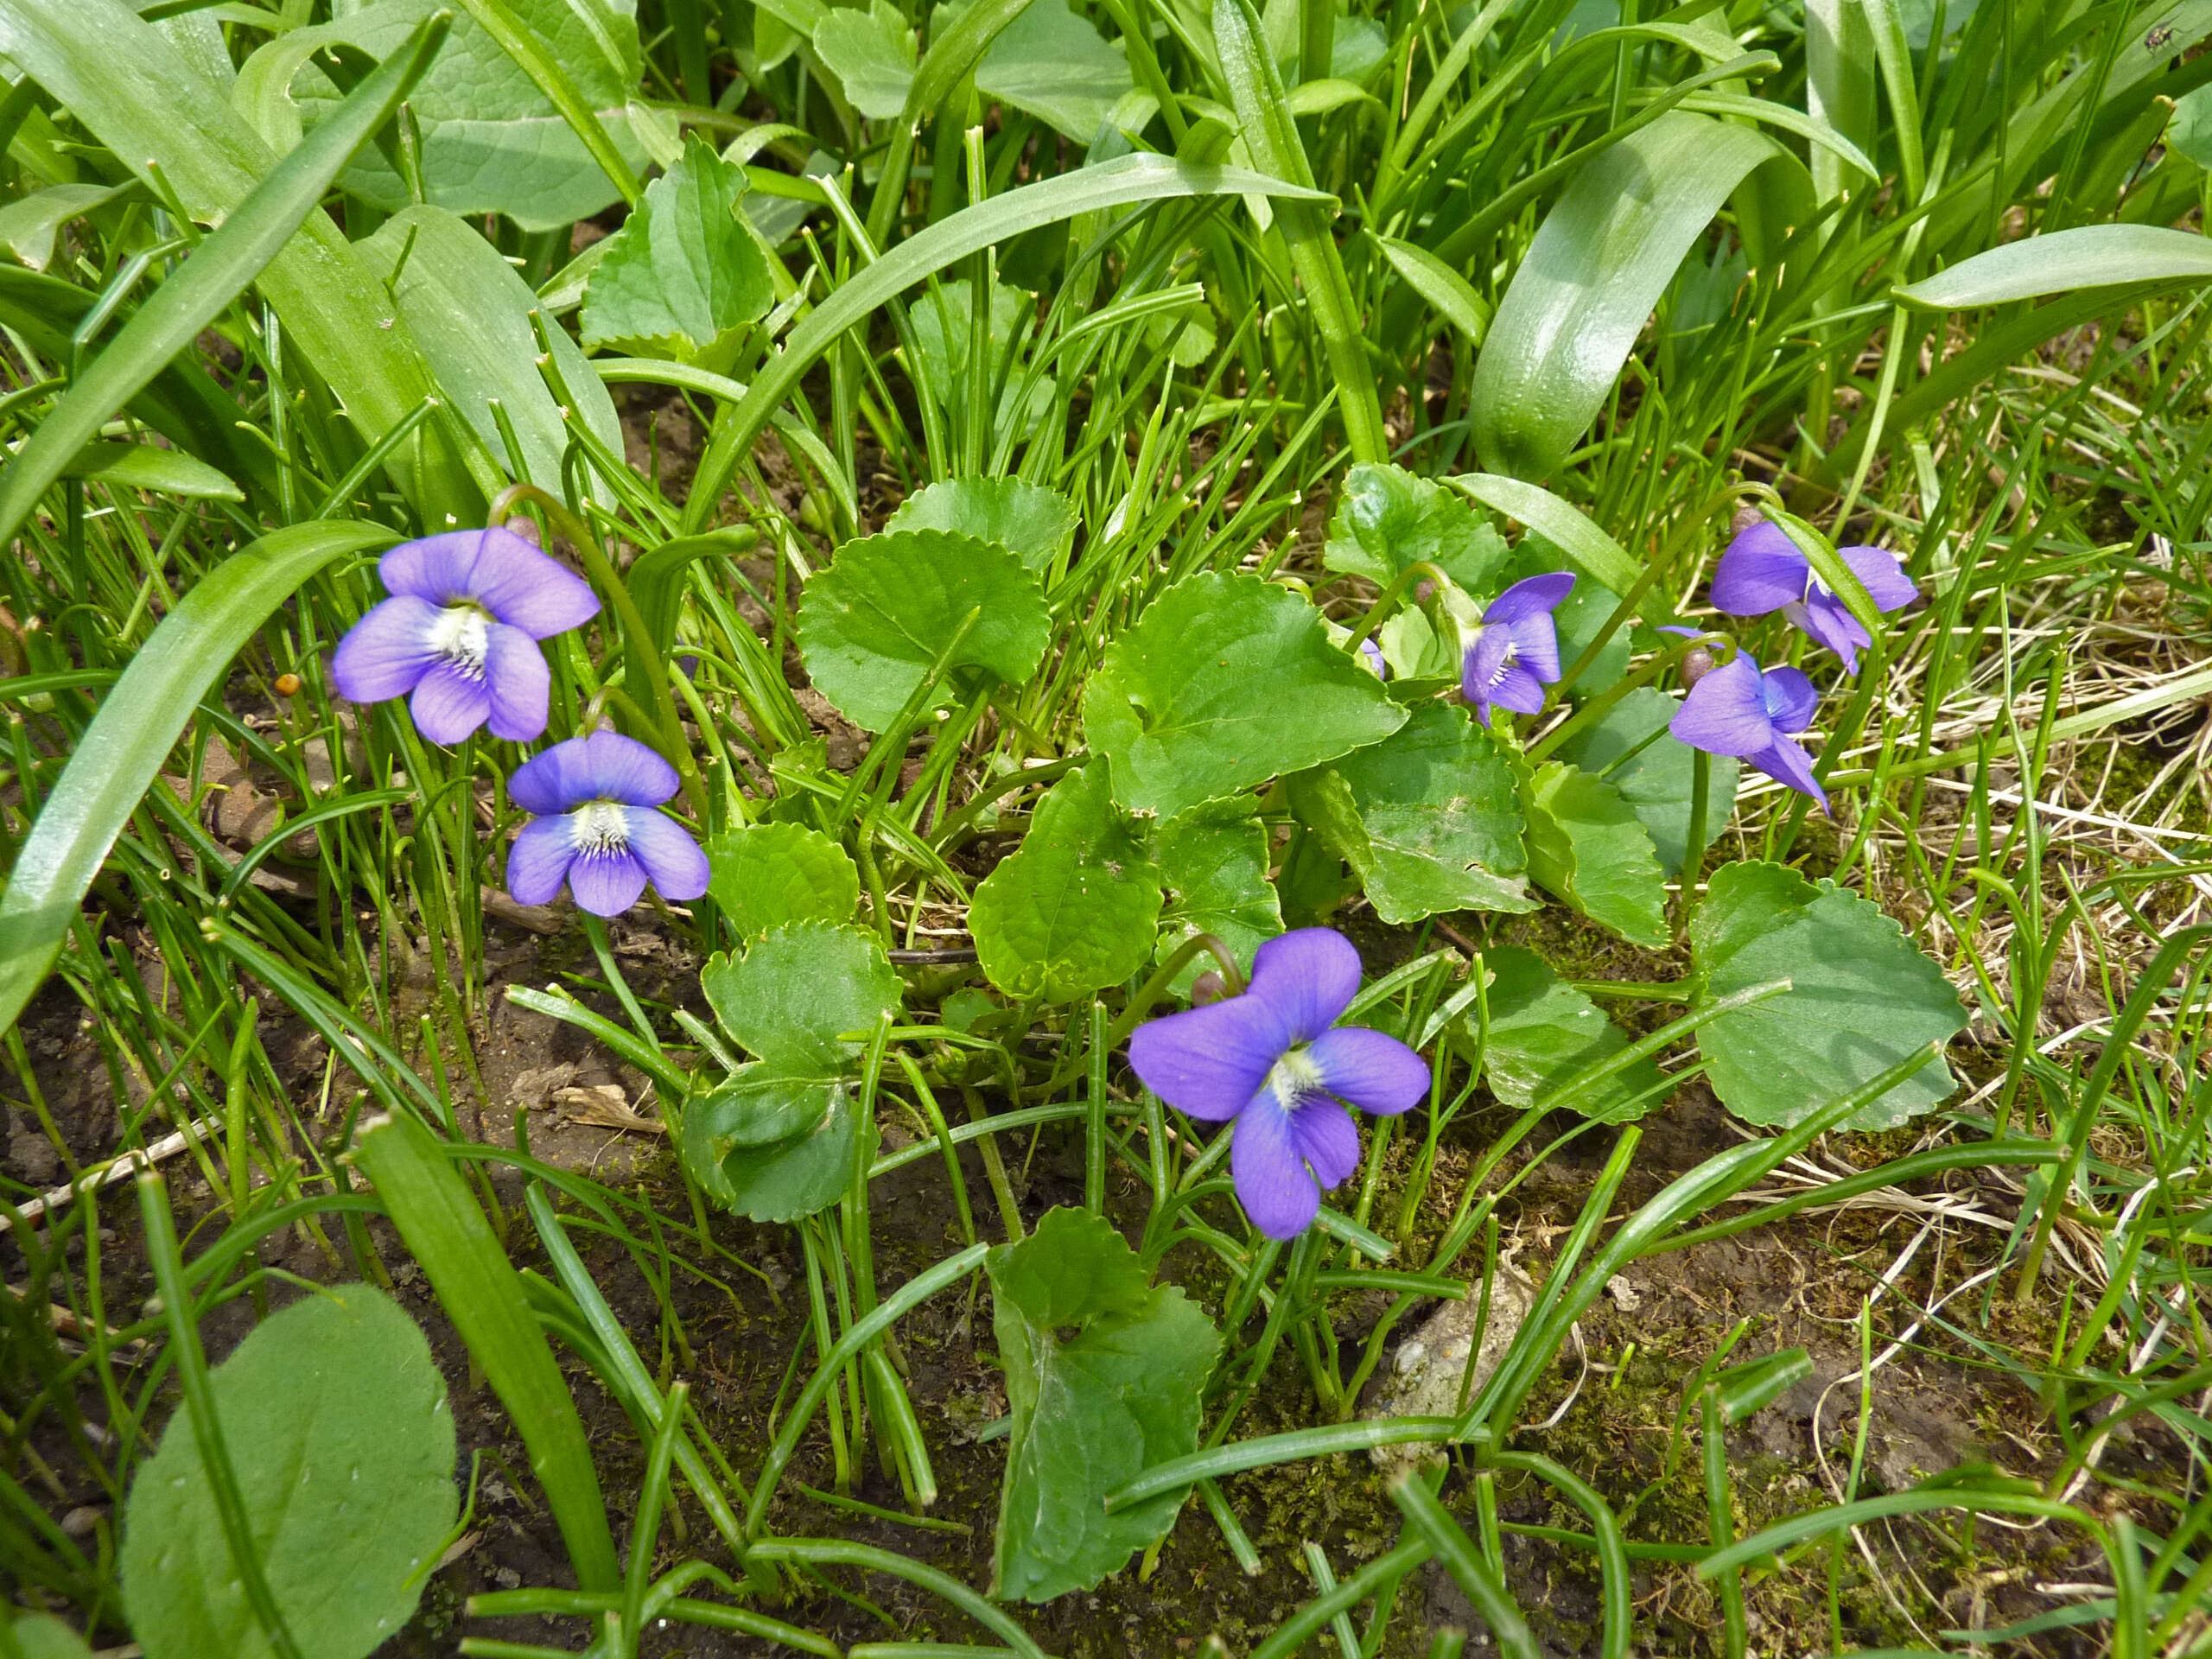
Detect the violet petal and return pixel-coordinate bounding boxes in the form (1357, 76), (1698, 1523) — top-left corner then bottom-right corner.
(331, 594), (441, 703)
(506, 815), (577, 906)
(1291, 1097), (1362, 1191)
(1786, 593), (1869, 674)
(1749, 735), (1828, 810)
(1840, 544), (1917, 612)
(1230, 1096), (1321, 1240)
(1484, 660), (1548, 717)
(1246, 928), (1363, 1046)
(1306, 1026), (1429, 1117)
(1484, 571), (1573, 626)
(622, 806), (710, 901)
(461, 527), (601, 637)
(409, 662), (491, 745)
(1708, 521), (1807, 615)
(380, 531), (484, 605)
(482, 623), (550, 742)
(1669, 654), (1776, 758)
(509, 732), (679, 817)
(1128, 993), (1288, 1122)
(569, 849), (651, 916)
(1759, 664), (1819, 735)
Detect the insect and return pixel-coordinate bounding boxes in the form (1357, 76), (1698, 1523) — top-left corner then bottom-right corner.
(2146, 22), (2176, 48)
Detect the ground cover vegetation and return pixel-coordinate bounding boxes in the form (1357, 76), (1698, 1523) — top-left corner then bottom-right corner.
(0, 0), (2209, 1651)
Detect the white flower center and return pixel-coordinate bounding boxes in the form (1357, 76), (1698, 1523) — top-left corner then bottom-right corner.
(570, 800), (630, 855)
(427, 603), (491, 679)
(1265, 1046), (1324, 1109)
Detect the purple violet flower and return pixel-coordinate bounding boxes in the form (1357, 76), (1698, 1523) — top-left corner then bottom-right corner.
(1127, 929), (1429, 1240)
(1461, 573), (1574, 726)
(1669, 648), (1827, 811)
(1357, 637), (1389, 680)
(505, 732), (709, 917)
(1709, 520), (1916, 675)
(332, 527), (600, 744)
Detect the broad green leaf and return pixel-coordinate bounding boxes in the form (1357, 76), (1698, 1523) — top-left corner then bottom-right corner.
(273, 0), (649, 230)
(1692, 861), (1965, 1130)
(0, 522), (397, 1036)
(2169, 84), (2212, 168)
(964, 0), (1135, 141)
(1154, 804), (1281, 992)
(971, 762), (1164, 1001)
(119, 1284), (456, 1659)
(989, 1208), (1219, 1602)
(580, 133), (773, 361)
(1522, 760), (1669, 949)
(0, 181), (135, 272)
(12, 1615), (94, 1659)
(0, 7), (480, 546)
(359, 204), (622, 499)
(701, 921), (902, 1071)
(796, 527), (1052, 732)
(1324, 462), (1510, 593)
(683, 1066), (857, 1222)
(812, 0), (918, 117)
(1471, 111), (1789, 480)
(351, 1110), (616, 1590)
(1557, 687), (1737, 878)
(1804, 0), (1876, 207)
(905, 278), (1055, 444)
(59, 442), (243, 501)
(682, 153), (1332, 531)
(1447, 474), (1643, 597)
(1478, 944), (1666, 1121)
(1293, 704), (1532, 925)
(885, 475), (1079, 572)
(1372, 234), (1491, 345)
(703, 822), (862, 939)
(1083, 571), (1405, 820)
(1897, 226), (2212, 308)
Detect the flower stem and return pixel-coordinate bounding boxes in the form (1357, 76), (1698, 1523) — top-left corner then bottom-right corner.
(1344, 559), (1456, 655)
(1525, 629), (1732, 765)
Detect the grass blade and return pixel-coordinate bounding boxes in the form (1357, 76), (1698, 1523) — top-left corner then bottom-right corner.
(0, 13), (448, 549)
(351, 1110), (621, 1592)
(681, 155), (1329, 531)
(0, 520), (398, 1035)
(0, 0), (486, 521)
(1388, 1472), (1539, 1659)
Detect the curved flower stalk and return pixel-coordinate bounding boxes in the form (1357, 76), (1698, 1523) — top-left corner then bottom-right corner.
(1128, 929), (1429, 1240)
(332, 527), (600, 743)
(1669, 647), (1827, 810)
(1710, 519), (1916, 675)
(1460, 572), (1574, 725)
(505, 732), (710, 917)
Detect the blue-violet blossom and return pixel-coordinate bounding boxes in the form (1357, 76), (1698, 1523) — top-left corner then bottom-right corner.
(332, 527), (600, 744)
(1669, 647), (1827, 811)
(1709, 519), (1916, 675)
(1461, 572), (1574, 725)
(505, 731), (710, 917)
(1128, 929), (1429, 1240)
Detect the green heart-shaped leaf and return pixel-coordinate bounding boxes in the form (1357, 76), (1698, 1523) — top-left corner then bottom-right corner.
(798, 526), (1052, 732)
(1084, 571), (1405, 820)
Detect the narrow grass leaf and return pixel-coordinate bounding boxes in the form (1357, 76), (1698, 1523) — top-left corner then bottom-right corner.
(0, 14), (448, 550)
(350, 1110), (620, 1592)
(0, 521), (397, 1035)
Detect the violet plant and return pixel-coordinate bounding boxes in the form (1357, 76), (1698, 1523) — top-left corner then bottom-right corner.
(1127, 929), (1428, 1239)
